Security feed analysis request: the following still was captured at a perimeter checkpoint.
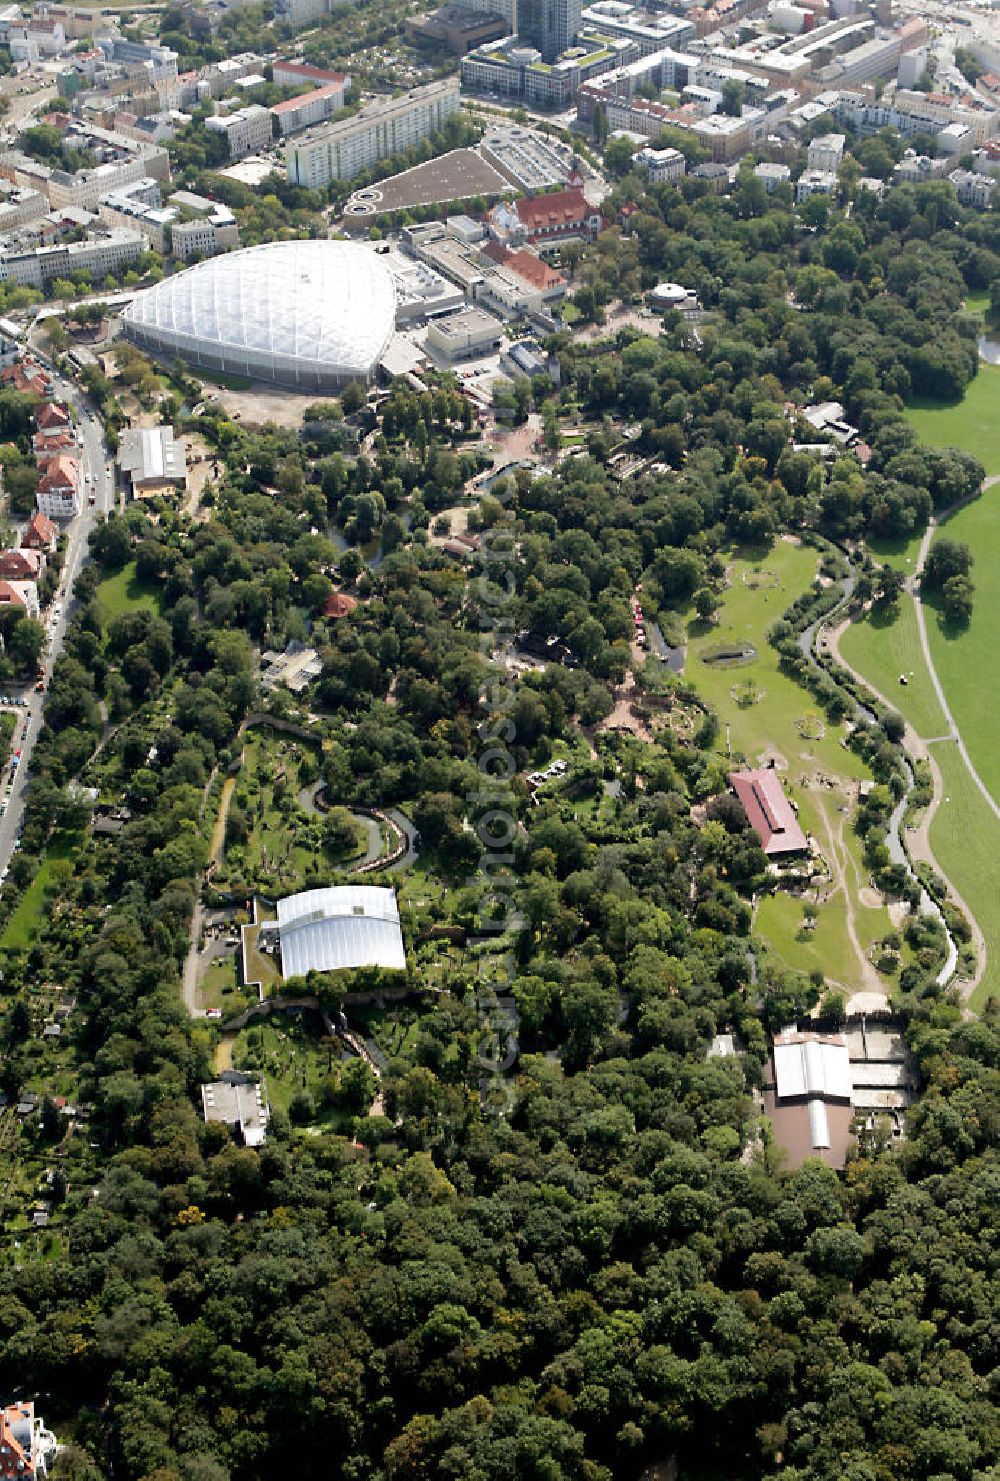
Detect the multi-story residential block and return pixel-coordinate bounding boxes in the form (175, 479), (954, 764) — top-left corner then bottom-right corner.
(286, 79), (460, 187)
(0, 182), (48, 234)
(0, 226), (143, 289)
(98, 180), (239, 258)
(579, 4), (693, 58)
(272, 0), (353, 31)
(796, 168), (838, 202)
(202, 53), (265, 98)
(271, 81), (346, 137)
(206, 104), (272, 160)
(755, 161), (792, 193)
(167, 190), (239, 260)
(631, 145), (686, 182)
(807, 132), (845, 173)
(271, 60), (351, 91)
(35, 453), (80, 519)
(3, 125), (170, 210)
(95, 34), (178, 80)
(948, 168), (996, 209)
(6, 17), (65, 61)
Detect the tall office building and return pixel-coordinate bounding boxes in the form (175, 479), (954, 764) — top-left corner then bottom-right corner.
(517, 0), (581, 63)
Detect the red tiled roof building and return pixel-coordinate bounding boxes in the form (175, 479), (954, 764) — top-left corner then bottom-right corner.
(729, 767), (809, 857)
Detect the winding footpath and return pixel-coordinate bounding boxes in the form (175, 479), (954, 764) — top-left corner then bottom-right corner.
(820, 483), (1000, 1008)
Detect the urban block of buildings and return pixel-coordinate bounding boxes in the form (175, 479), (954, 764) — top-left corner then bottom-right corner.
(2, 122), (170, 210)
(98, 179), (239, 259)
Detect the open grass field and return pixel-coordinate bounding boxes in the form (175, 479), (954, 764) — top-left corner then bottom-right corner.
(865, 527), (926, 573)
(96, 562), (160, 618)
(906, 364), (1000, 475)
(837, 593), (1000, 1009)
(687, 541), (869, 786)
(925, 486), (1000, 802)
(928, 744), (1000, 1009)
(1, 831), (83, 950)
(839, 597), (948, 739)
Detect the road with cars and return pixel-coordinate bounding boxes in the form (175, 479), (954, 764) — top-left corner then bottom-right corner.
(0, 360), (115, 879)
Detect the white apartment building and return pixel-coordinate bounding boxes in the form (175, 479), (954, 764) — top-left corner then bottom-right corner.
(807, 132), (845, 173)
(796, 168), (837, 202)
(631, 145), (686, 182)
(949, 168), (996, 210)
(171, 211), (239, 260)
(7, 17), (65, 60)
(286, 79), (460, 188)
(755, 161), (792, 193)
(205, 104), (272, 160)
(0, 182), (47, 233)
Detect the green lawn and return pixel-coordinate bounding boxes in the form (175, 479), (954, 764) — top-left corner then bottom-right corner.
(1, 832), (83, 950)
(687, 542), (899, 985)
(928, 744), (1000, 1009)
(687, 542), (868, 785)
(865, 527), (926, 574)
(924, 486), (1000, 801)
(96, 562), (160, 618)
(839, 597), (948, 739)
(906, 364), (1000, 475)
(963, 290), (991, 318)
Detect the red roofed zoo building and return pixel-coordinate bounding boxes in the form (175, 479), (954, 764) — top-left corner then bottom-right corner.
(0, 1401), (57, 1480)
(488, 189), (603, 248)
(729, 767), (809, 859)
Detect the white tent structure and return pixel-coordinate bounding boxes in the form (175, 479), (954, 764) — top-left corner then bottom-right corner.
(121, 240), (396, 391)
(274, 885), (406, 978)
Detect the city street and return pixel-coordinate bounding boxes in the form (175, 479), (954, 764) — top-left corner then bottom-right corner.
(0, 361), (114, 875)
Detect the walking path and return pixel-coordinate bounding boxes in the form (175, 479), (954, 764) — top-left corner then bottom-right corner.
(827, 549), (988, 1003)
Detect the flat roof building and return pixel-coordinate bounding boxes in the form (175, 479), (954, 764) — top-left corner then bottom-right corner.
(426, 307), (504, 362)
(286, 79), (460, 188)
(201, 1071), (269, 1146)
(729, 768), (809, 857)
(118, 424), (187, 496)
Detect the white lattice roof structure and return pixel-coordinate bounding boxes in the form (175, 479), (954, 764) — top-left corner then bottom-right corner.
(121, 240), (396, 390)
